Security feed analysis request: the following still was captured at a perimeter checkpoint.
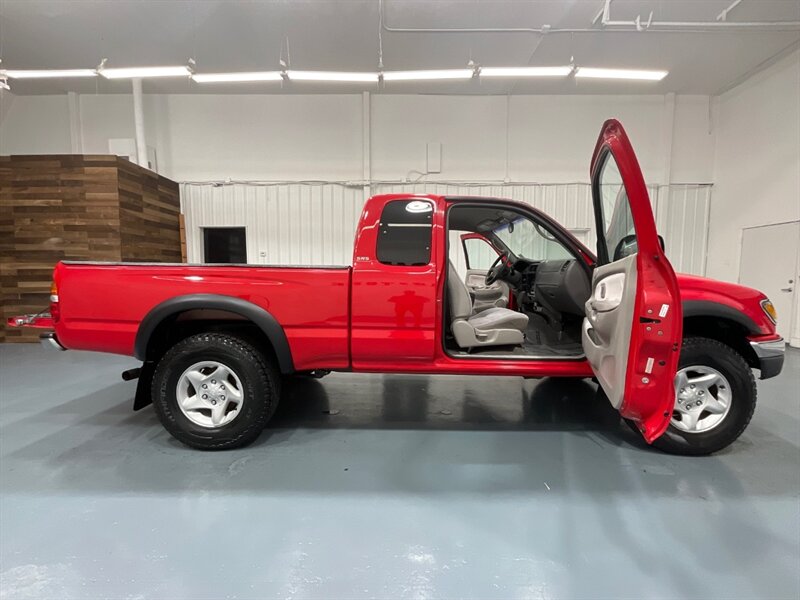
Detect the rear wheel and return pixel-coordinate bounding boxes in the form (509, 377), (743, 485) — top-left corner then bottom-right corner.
(152, 332), (280, 450)
(627, 336), (757, 456)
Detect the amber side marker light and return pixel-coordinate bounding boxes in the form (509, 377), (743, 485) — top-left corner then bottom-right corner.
(761, 299), (777, 324)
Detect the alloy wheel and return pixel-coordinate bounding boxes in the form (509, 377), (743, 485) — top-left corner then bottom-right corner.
(176, 361), (245, 428)
(672, 365), (732, 433)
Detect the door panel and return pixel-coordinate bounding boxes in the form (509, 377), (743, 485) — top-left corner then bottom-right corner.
(583, 120), (682, 443)
(582, 255), (637, 409)
(351, 197), (440, 366)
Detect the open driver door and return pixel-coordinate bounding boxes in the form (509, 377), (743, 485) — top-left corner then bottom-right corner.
(582, 119), (682, 443)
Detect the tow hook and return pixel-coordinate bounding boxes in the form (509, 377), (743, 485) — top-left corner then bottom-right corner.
(121, 367), (142, 381)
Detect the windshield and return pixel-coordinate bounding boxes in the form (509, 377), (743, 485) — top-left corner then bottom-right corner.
(493, 217), (572, 261)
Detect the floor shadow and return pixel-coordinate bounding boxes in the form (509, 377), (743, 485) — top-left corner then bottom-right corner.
(272, 373), (620, 433)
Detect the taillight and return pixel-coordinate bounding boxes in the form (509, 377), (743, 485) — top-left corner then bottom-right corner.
(50, 280), (61, 322)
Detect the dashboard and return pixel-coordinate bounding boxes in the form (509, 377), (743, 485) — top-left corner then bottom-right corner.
(511, 258), (591, 317)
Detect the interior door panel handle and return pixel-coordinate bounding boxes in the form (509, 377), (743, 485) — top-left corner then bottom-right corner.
(591, 272), (625, 312)
(590, 299), (620, 312)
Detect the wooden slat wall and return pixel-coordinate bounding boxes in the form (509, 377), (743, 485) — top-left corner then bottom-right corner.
(117, 160), (182, 262)
(179, 214), (187, 263)
(0, 155), (180, 343)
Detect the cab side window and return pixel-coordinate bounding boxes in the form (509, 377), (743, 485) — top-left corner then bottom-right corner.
(463, 237), (498, 270)
(376, 200), (433, 266)
(597, 153), (636, 263)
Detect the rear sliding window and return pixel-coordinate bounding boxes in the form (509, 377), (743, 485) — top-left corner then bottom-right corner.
(376, 199), (433, 266)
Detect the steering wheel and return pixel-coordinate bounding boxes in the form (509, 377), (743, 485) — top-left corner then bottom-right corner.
(485, 255), (511, 286)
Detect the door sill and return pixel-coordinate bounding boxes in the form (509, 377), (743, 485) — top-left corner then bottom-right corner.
(445, 348), (586, 361)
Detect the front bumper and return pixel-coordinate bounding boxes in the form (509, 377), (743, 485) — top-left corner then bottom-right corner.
(750, 337), (785, 379)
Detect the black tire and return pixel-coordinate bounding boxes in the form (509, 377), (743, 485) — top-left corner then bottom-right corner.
(625, 336), (756, 456)
(151, 332), (280, 450)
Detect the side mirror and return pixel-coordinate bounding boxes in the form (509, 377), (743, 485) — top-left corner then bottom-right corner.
(612, 234), (638, 261)
(612, 235), (665, 262)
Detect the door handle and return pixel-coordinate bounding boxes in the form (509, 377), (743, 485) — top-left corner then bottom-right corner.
(590, 297), (622, 312)
(781, 287), (793, 292)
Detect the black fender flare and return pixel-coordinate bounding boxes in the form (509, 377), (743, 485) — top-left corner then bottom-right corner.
(134, 294), (295, 373)
(681, 299), (761, 335)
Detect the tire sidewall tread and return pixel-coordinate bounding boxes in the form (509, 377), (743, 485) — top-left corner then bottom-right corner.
(151, 332), (278, 450)
(649, 336), (757, 456)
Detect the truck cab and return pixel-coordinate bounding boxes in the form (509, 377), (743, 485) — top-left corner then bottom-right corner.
(346, 120), (782, 454)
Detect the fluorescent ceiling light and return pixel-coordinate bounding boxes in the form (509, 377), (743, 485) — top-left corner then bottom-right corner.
(287, 70), (378, 82)
(480, 66), (573, 78)
(575, 67), (667, 81)
(382, 69), (474, 81)
(2, 69), (97, 79)
(192, 71), (283, 83)
(100, 66), (191, 79)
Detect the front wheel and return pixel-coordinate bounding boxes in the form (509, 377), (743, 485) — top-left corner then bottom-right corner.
(627, 337), (757, 456)
(151, 332), (280, 450)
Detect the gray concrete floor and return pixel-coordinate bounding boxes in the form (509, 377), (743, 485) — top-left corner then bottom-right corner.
(0, 344), (798, 600)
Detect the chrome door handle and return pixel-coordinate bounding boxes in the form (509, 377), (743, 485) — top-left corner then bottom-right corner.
(780, 287), (793, 292)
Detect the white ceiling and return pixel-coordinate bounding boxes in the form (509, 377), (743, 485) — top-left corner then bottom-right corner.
(1, 0), (798, 95)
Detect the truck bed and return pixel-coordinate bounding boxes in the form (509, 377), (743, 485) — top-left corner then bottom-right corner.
(53, 261), (352, 371)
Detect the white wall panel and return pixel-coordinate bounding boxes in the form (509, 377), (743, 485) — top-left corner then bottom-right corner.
(183, 182), (710, 275)
(2, 92), (718, 185)
(708, 49), (800, 282)
(371, 95), (508, 181)
(708, 49), (800, 346)
(508, 95), (668, 184)
(0, 95), (71, 154)
(163, 95), (364, 182)
(653, 185), (713, 277)
(181, 183), (365, 265)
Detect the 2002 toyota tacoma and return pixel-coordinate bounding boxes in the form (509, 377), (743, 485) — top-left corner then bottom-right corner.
(9, 120), (785, 455)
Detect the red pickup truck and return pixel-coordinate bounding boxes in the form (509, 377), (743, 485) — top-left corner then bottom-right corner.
(10, 120), (785, 455)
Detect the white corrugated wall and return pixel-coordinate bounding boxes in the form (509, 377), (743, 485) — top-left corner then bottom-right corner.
(182, 184), (366, 266)
(181, 182), (712, 275)
(653, 185), (712, 276)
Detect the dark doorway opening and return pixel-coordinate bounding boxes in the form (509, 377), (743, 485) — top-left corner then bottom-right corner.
(203, 227), (247, 264)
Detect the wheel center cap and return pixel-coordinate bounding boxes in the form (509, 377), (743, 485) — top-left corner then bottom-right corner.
(178, 362), (243, 429)
(680, 389), (702, 408)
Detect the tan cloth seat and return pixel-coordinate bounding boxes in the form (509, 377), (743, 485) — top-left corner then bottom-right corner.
(465, 272), (510, 313)
(447, 261), (529, 348)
